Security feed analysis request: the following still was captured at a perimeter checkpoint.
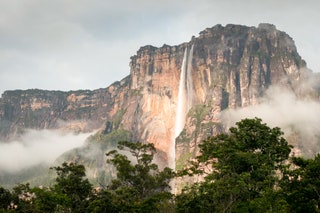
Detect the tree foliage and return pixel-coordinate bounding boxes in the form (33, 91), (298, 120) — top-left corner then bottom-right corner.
(105, 141), (174, 212)
(0, 186), (14, 212)
(51, 162), (93, 212)
(0, 163), (93, 213)
(3, 118), (320, 212)
(282, 154), (320, 212)
(176, 118), (292, 212)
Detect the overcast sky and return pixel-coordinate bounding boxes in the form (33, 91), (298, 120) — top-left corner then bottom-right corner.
(0, 0), (319, 95)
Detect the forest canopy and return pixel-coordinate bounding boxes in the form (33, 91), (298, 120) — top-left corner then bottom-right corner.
(1, 118), (320, 212)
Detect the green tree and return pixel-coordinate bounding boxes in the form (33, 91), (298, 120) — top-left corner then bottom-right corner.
(176, 118), (292, 212)
(51, 162), (93, 212)
(10, 183), (35, 213)
(106, 141), (174, 212)
(0, 186), (13, 212)
(86, 190), (118, 213)
(283, 154), (320, 213)
(31, 186), (69, 213)
(0, 162), (92, 213)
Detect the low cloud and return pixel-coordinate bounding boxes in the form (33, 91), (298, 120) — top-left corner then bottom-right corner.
(0, 129), (91, 173)
(222, 86), (320, 156)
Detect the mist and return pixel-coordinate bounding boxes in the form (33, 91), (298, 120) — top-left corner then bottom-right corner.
(222, 86), (320, 156)
(0, 130), (92, 173)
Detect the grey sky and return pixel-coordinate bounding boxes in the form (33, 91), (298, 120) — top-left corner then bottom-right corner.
(0, 0), (319, 95)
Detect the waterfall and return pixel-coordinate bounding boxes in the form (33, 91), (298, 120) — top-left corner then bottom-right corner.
(174, 48), (188, 139)
(169, 45), (194, 172)
(186, 44), (194, 110)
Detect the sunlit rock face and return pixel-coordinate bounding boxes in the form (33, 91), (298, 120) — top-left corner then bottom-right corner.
(126, 23), (310, 165)
(0, 24), (316, 173)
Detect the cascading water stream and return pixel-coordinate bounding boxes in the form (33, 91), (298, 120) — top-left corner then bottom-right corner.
(169, 45), (194, 192)
(174, 47), (188, 141)
(186, 45), (194, 110)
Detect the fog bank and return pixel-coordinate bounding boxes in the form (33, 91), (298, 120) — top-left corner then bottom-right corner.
(222, 86), (320, 156)
(0, 130), (91, 173)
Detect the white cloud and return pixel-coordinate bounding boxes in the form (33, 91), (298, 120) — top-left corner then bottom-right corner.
(0, 0), (319, 95)
(222, 86), (320, 156)
(0, 129), (91, 173)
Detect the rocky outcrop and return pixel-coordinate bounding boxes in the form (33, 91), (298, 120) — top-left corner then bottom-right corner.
(173, 24), (308, 162)
(125, 23), (311, 165)
(0, 23), (317, 170)
(0, 77), (131, 141)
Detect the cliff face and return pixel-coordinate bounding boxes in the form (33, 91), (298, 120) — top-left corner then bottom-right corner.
(0, 77), (131, 141)
(0, 23), (316, 169)
(125, 23), (310, 164)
